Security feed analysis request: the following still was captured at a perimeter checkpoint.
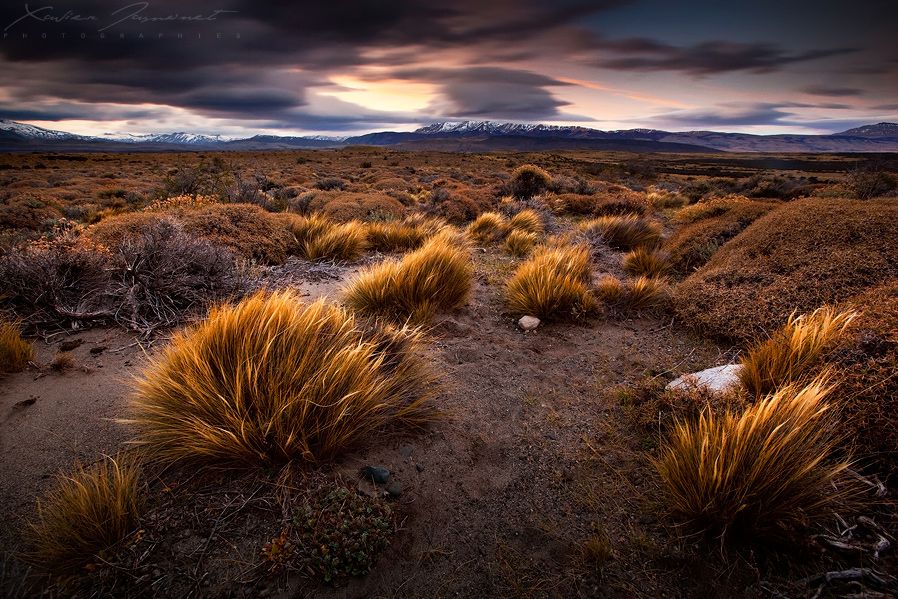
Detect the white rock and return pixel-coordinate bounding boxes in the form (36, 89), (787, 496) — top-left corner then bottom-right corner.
(518, 315), (541, 331)
(667, 364), (743, 393)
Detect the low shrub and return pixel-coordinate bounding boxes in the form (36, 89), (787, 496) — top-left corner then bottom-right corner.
(307, 191), (405, 222)
(509, 164), (552, 200)
(25, 455), (142, 573)
(580, 215), (662, 251)
(504, 229), (538, 257)
(622, 247), (671, 278)
(674, 198), (898, 343)
(655, 377), (854, 542)
(0, 317), (33, 372)
(504, 244), (594, 320)
(739, 307), (856, 398)
(130, 290), (436, 465)
(344, 232), (473, 323)
(178, 203), (293, 265)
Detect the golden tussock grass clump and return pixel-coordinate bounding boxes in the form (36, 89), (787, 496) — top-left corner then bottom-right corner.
(580, 215), (663, 251)
(508, 209), (544, 235)
(466, 211), (508, 244)
(285, 212), (332, 251)
(0, 317), (33, 372)
(595, 275), (669, 314)
(647, 190), (687, 209)
(302, 221), (367, 261)
(655, 377), (853, 542)
(344, 232), (473, 323)
(504, 229), (538, 257)
(739, 307), (856, 397)
(509, 164), (552, 200)
(130, 290), (436, 465)
(622, 247), (671, 278)
(505, 243), (594, 320)
(25, 454), (142, 573)
(366, 221), (428, 252)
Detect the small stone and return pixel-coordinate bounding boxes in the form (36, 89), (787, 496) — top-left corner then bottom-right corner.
(360, 465), (390, 484)
(89, 346), (108, 355)
(518, 315), (541, 331)
(14, 398), (36, 409)
(415, 463), (424, 473)
(667, 364), (743, 393)
(385, 482), (403, 498)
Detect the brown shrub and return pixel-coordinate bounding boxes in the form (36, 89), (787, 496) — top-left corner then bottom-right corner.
(308, 191), (405, 222)
(825, 283), (898, 473)
(674, 198), (898, 343)
(509, 164), (552, 199)
(549, 191), (648, 217)
(177, 203), (292, 264)
(665, 197), (774, 275)
(87, 211), (167, 248)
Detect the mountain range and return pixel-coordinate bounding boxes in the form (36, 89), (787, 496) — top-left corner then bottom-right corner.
(2, 119), (898, 153)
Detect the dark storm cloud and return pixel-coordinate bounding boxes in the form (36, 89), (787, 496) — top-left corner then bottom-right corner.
(656, 102), (855, 128)
(386, 67), (571, 119)
(594, 40), (855, 75)
(802, 85), (864, 97)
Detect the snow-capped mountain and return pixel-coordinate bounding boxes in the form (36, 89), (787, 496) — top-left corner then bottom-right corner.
(3, 118), (898, 152)
(0, 119), (92, 141)
(107, 132), (226, 145)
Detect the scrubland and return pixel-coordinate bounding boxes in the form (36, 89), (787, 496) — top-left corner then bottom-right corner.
(0, 148), (896, 598)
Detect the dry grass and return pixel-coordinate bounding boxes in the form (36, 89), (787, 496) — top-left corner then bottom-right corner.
(655, 377), (853, 542)
(504, 229), (538, 257)
(580, 215), (662, 251)
(466, 212), (508, 244)
(623, 276), (670, 313)
(622, 247), (671, 278)
(504, 243), (595, 320)
(739, 307), (856, 397)
(0, 317), (33, 372)
(508, 209), (544, 235)
(50, 352), (75, 372)
(130, 290), (436, 465)
(595, 275), (625, 306)
(509, 164), (552, 200)
(285, 213), (333, 252)
(366, 221), (427, 252)
(24, 454), (142, 573)
(343, 231), (473, 323)
(302, 221), (367, 261)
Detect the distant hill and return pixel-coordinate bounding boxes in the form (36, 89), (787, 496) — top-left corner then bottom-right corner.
(3, 118), (898, 153)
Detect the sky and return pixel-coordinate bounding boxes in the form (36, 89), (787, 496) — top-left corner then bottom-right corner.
(0, 0), (896, 137)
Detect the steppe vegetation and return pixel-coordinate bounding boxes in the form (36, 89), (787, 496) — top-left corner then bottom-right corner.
(0, 148), (896, 598)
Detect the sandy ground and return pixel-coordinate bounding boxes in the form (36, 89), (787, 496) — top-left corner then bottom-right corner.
(0, 249), (790, 598)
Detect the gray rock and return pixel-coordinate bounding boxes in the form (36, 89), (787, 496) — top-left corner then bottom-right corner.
(360, 465), (391, 484)
(667, 364), (743, 393)
(518, 315), (541, 331)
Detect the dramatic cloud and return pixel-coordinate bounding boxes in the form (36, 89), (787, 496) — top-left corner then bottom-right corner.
(0, 0), (893, 133)
(802, 85), (864, 97)
(595, 40), (855, 75)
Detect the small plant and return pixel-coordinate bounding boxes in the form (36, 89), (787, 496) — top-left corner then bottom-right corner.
(302, 221), (367, 261)
(466, 212), (508, 244)
(504, 229), (538, 257)
(314, 177), (347, 191)
(365, 216), (440, 252)
(655, 377), (854, 542)
(622, 247), (671, 278)
(505, 244), (594, 320)
(344, 231), (472, 323)
(294, 486), (394, 583)
(622, 276), (670, 313)
(739, 307), (856, 397)
(595, 275), (625, 306)
(508, 209), (544, 235)
(50, 352), (75, 372)
(579, 524), (613, 569)
(509, 164), (552, 200)
(25, 454), (142, 573)
(0, 317), (33, 372)
(130, 290), (436, 465)
(581, 215), (662, 251)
